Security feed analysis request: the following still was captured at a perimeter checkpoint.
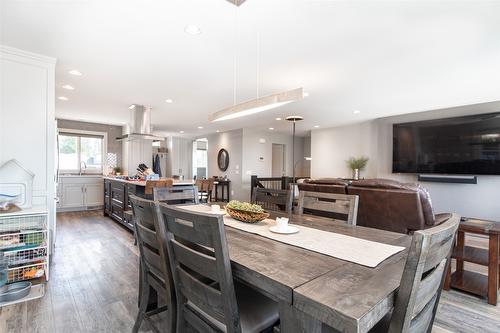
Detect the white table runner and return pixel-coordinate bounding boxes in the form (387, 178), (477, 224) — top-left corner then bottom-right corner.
(177, 205), (405, 268)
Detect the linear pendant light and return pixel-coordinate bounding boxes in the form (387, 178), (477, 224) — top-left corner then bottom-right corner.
(209, 87), (304, 122)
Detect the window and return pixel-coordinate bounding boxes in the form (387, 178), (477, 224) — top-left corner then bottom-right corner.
(58, 132), (104, 174)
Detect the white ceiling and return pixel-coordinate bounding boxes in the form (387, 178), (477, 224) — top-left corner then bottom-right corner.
(2, 0), (500, 136)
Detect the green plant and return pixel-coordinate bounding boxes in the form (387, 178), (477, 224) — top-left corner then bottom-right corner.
(113, 166), (122, 174)
(346, 156), (369, 171)
(226, 200), (264, 213)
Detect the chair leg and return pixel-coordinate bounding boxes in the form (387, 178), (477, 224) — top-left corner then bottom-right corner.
(133, 277), (151, 333)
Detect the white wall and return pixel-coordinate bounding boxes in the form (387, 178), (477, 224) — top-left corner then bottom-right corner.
(204, 129), (245, 201)
(311, 100), (500, 220)
(1, 45), (57, 250)
(311, 121), (378, 179)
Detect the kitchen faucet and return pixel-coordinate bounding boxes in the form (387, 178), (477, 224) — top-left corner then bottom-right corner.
(79, 161), (87, 175)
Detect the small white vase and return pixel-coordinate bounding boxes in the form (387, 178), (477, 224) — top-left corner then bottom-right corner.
(352, 169), (360, 180)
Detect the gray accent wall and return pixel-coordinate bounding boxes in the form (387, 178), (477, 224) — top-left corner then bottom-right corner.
(311, 100), (500, 220)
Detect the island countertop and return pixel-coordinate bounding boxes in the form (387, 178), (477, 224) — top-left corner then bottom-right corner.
(102, 176), (195, 187)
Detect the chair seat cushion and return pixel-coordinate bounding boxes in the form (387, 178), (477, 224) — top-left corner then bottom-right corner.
(187, 281), (279, 333)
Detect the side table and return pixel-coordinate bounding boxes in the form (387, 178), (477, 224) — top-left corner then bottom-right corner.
(213, 180), (230, 202)
(444, 218), (499, 305)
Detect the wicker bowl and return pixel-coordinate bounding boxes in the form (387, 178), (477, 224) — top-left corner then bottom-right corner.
(225, 207), (270, 223)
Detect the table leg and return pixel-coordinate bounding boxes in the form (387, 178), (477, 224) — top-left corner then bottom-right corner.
(215, 185), (218, 202)
(278, 302), (322, 333)
(443, 257), (452, 290)
(456, 231), (465, 273)
(488, 234), (499, 305)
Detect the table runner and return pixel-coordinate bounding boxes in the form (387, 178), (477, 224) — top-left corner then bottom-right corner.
(177, 205), (405, 268)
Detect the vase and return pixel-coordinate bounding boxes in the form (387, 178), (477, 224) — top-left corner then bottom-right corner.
(352, 169), (360, 180)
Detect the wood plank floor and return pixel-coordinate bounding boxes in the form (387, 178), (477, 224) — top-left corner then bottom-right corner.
(1, 211), (499, 332)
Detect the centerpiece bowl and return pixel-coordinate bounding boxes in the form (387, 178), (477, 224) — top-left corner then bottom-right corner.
(225, 201), (269, 223)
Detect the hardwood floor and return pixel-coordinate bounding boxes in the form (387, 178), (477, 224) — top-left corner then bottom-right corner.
(1, 211), (499, 332)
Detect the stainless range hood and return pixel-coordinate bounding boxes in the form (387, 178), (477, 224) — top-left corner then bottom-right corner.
(116, 104), (165, 141)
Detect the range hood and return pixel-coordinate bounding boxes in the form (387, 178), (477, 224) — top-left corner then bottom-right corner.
(116, 104), (164, 141)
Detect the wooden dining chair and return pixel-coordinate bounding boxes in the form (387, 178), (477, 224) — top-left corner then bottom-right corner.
(153, 185), (199, 204)
(297, 191), (359, 225)
(251, 187), (293, 214)
(128, 195), (176, 333)
(155, 203), (280, 333)
(324, 214), (460, 333)
(196, 179), (214, 203)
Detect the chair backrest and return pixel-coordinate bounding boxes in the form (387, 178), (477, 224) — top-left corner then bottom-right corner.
(251, 187), (293, 214)
(196, 179), (214, 192)
(297, 190), (359, 225)
(145, 178), (174, 195)
(128, 195), (174, 298)
(156, 204), (242, 333)
(388, 213), (460, 333)
(153, 186), (199, 204)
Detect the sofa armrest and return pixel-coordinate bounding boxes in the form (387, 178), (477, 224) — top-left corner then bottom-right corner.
(433, 213), (453, 226)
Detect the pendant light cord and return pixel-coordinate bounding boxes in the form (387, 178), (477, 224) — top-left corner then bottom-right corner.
(257, 30), (260, 98)
(233, 5), (238, 105)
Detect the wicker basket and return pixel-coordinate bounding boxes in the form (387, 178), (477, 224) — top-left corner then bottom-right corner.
(225, 207), (270, 223)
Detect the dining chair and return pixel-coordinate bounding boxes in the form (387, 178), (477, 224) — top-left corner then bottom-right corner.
(251, 187), (293, 214)
(297, 190), (359, 225)
(196, 179), (214, 203)
(154, 185), (199, 204)
(128, 195), (176, 333)
(156, 203), (280, 333)
(324, 214), (460, 333)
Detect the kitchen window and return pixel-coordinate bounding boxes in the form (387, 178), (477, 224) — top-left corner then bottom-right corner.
(58, 130), (106, 174)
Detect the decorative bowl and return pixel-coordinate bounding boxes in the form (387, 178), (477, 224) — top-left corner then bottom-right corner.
(225, 207), (270, 223)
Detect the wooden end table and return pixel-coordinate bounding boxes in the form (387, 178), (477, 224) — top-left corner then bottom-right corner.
(444, 218), (500, 305)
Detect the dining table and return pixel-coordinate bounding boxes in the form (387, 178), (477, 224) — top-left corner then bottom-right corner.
(220, 210), (412, 333)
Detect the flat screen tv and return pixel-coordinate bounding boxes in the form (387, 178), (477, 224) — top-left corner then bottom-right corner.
(393, 112), (500, 175)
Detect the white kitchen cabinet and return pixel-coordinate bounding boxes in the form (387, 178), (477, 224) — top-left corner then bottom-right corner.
(62, 184), (85, 208)
(84, 182), (104, 206)
(58, 176), (103, 211)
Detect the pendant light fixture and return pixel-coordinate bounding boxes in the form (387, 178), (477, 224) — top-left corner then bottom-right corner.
(209, 5), (305, 122)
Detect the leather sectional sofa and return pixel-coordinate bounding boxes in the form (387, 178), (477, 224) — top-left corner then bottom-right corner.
(298, 178), (451, 234)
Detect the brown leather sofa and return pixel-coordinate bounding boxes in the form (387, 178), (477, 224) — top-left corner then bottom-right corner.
(298, 178), (451, 234)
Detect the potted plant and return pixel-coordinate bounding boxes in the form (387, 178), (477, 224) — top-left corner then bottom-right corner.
(346, 157), (369, 180)
(113, 166), (122, 176)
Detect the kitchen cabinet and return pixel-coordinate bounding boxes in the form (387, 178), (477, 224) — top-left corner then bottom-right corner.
(58, 176), (103, 211)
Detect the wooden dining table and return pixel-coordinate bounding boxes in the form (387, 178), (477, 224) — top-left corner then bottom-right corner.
(223, 212), (411, 333)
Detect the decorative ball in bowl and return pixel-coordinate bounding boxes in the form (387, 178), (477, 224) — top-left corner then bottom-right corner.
(225, 201), (270, 223)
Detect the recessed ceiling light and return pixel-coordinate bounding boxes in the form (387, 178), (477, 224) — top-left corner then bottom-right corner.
(179, 130), (185, 134)
(58, 96), (68, 101)
(269, 127), (274, 130)
(68, 70), (82, 76)
(129, 104), (136, 109)
(314, 125), (319, 128)
(275, 117), (282, 121)
(353, 110), (361, 114)
(197, 126), (204, 129)
(303, 92), (310, 97)
(216, 130), (220, 133)
(62, 84), (75, 90)
(165, 99), (173, 104)
(185, 25), (202, 35)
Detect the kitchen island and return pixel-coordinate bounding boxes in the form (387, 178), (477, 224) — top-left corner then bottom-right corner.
(103, 176), (195, 230)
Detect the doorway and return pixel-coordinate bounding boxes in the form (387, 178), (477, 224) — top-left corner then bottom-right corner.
(272, 143), (286, 177)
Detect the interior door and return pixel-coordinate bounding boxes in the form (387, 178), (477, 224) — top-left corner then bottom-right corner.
(272, 144), (285, 177)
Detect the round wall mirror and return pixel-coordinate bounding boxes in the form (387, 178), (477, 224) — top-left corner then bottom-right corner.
(217, 149), (229, 171)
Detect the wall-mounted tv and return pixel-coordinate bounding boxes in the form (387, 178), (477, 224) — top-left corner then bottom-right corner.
(393, 112), (500, 175)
